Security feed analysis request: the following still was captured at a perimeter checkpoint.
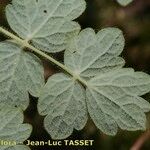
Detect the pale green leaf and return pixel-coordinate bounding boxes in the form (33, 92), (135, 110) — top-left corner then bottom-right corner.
(3, 145), (30, 150)
(22, 52), (45, 97)
(6, 0), (86, 53)
(117, 0), (133, 6)
(65, 28), (125, 79)
(86, 69), (150, 135)
(0, 103), (32, 150)
(38, 73), (88, 139)
(0, 41), (44, 110)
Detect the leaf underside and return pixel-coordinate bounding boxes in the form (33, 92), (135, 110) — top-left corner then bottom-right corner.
(6, 0), (86, 53)
(64, 28), (125, 79)
(38, 73), (88, 139)
(3, 145), (31, 150)
(0, 41), (44, 110)
(86, 68), (150, 135)
(117, 0), (133, 6)
(0, 103), (32, 150)
(1, 0), (150, 140)
(38, 28), (150, 139)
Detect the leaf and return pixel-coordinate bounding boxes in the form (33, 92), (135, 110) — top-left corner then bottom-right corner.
(117, 0), (133, 6)
(0, 41), (44, 110)
(37, 27), (150, 139)
(22, 52), (45, 97)
(86, 69), (150, 135)
(38, 73), (88, 139)
(6, 0), (86, 53)
(64, 28), (125, 79)
(4, 145), (30, 150)
(0, 103), (32, 150)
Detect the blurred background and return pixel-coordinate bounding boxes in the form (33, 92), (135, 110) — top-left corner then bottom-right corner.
(0, 0), (150, 149)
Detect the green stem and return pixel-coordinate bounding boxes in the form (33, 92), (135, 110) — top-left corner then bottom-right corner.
(0, 27), (88, 86)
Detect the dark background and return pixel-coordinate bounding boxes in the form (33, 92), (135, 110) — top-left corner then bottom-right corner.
(0, 0), (150, 150)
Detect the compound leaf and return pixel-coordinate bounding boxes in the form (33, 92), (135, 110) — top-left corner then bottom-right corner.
(86, 69), (150, 135)
(6, 0), (86, 53)
(2, 0), (150, 140)
(65, 28), (125, 79)
(117, 0), (133, 6)
(0, 103), (32, 150)
(38, 73), (88, 139)
(37, 27), (150, 139)
(0, 41), (44, 110)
